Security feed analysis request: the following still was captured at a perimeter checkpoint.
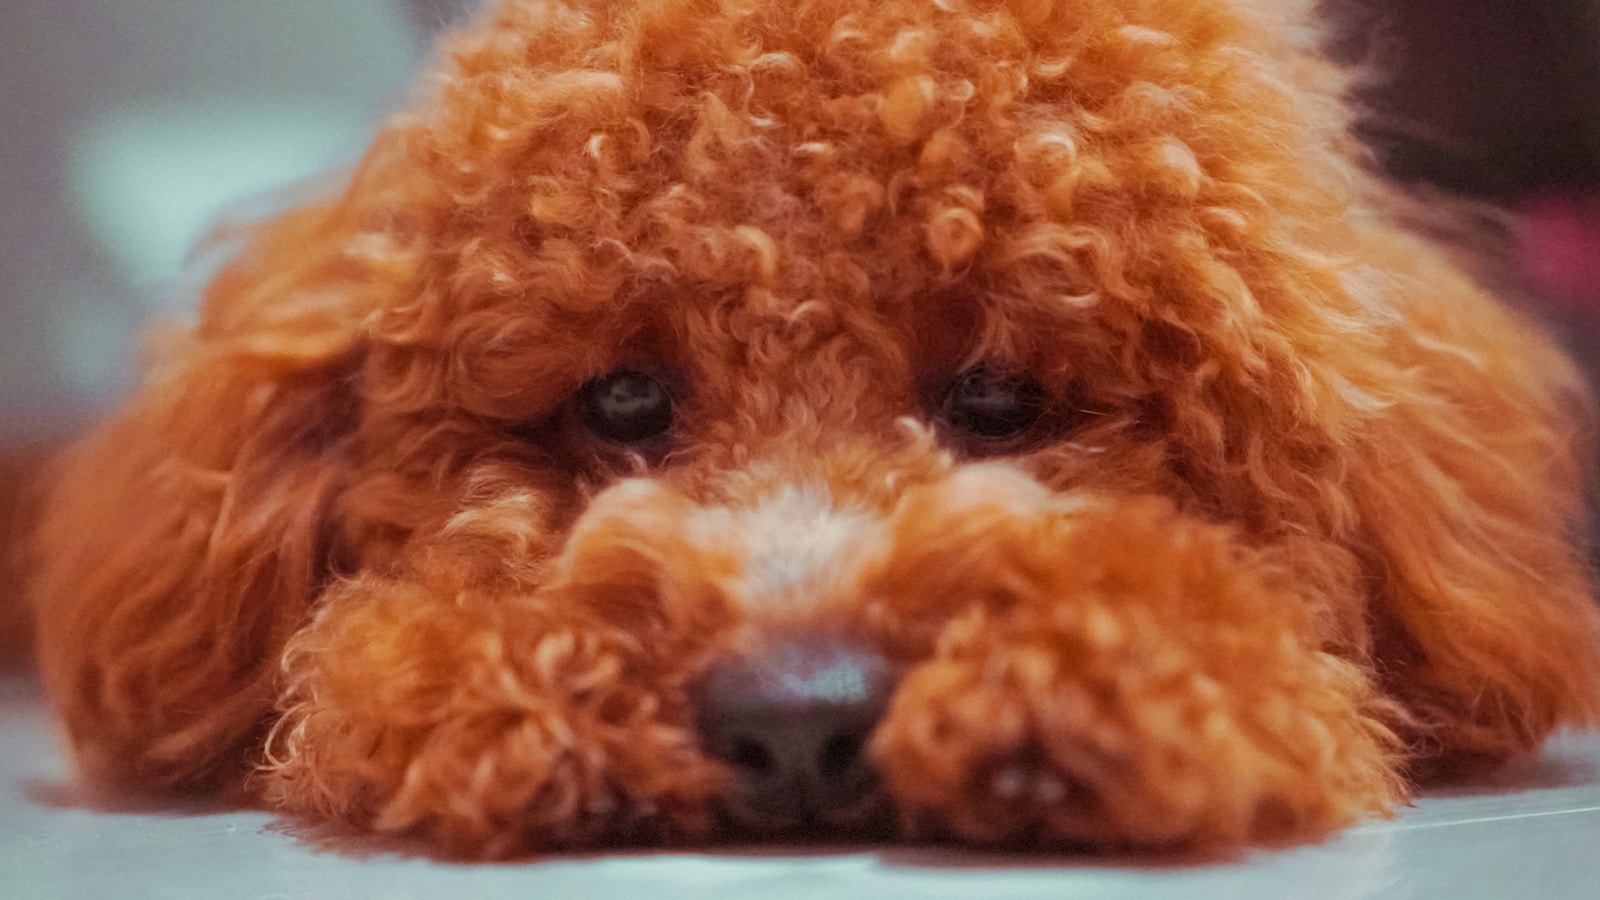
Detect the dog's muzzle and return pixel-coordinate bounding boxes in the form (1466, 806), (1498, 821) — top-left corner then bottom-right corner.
(693, 636), (896, 834)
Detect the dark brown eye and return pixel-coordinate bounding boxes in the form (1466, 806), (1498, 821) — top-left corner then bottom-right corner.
(943, 368), (1044, 439)
(578, 371), (674, 443)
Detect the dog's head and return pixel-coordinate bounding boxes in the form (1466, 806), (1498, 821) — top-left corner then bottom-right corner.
(256, 0), (1395, 836)
(43, 0), (1600, 854)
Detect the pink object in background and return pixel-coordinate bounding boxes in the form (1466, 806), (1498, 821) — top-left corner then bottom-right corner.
(1520, 194), (1600, 316)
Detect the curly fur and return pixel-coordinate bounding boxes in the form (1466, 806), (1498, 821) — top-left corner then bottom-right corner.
(28, 0), (1600, 857)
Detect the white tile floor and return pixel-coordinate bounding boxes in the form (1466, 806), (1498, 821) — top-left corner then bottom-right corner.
(3, 675), (1597, 900)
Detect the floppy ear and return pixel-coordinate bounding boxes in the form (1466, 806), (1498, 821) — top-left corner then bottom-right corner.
(1350, 238), (1600, 774)
(30, 185), (389, 794)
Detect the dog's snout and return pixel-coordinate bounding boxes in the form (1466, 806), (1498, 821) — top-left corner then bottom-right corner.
(696, 637), (895, 831)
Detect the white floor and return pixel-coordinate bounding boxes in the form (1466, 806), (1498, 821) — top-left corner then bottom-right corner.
(3, 675), (1597, 900)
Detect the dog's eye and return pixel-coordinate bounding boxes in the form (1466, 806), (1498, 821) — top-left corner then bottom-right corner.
(943, 368), (1045, 439)
(578, 371), (674, 443)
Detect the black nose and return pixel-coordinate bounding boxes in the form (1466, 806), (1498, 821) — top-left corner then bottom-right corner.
(695, 637), (895, 832)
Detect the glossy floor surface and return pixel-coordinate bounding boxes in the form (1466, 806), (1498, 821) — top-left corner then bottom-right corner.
(4, 677), (1598, 899)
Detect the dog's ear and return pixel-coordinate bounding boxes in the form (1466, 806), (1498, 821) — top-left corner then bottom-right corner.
(1349, 252), (1600, 775)
(29, 181), (394, 794)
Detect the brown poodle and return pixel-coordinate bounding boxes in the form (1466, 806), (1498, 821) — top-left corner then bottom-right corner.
(29, 0), (1600, 858)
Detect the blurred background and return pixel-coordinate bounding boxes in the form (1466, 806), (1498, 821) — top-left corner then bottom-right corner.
(0, 0), (476, 444)
(3, 0), (1600, 441)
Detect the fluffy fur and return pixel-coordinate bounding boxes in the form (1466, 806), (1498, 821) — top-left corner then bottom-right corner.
(29, 0), (1600, 857)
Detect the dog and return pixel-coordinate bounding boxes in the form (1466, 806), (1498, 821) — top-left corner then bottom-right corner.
(28, 0), (1600, 858)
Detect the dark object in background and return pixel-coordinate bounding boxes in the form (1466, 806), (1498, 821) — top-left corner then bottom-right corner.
(1337, 0), (1600, 199)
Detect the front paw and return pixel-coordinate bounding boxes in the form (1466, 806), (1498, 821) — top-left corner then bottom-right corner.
(867, 539), (1405, 849)
(260, 584), (721, 858)
(872, 651), (1395, 849)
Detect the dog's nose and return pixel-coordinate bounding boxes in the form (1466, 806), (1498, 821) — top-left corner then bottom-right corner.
(695, 637), (895, 831)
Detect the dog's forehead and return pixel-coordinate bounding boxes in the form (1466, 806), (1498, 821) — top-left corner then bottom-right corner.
(409, 0), (1345, 290)
(377, 0), (1363, 420)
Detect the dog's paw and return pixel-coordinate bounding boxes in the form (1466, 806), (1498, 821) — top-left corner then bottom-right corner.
(865, 493), (1407, 849)
(873, 638), (1401, 849)
(259, 579), (722, 858)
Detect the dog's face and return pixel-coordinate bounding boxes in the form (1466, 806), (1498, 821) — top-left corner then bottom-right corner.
(38, 0), (1599, 860)
(287, 0), (1388, 844)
